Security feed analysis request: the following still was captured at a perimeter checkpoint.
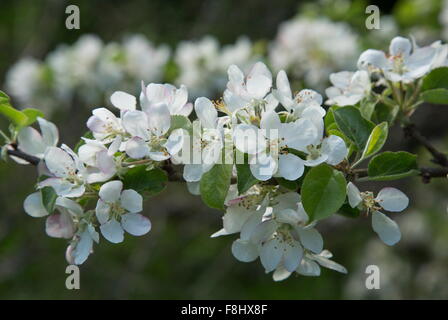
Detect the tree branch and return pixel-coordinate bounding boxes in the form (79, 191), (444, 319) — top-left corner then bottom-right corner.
(352, 166), (448, 183)
(3, 145), (40, 165)
(419, 167), (448, 183)
(403, 123), (448, 167)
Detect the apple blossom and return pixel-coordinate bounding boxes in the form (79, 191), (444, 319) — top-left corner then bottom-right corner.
(38, 145), (87, 198)
(14, 117), (59, 163)
(358, 36), (448, 83)
(325, 70), (371, 106)
(347, 182), (409, 246)
(95, 180), (151, 244)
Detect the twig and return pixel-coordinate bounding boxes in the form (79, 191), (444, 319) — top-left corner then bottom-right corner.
(3, 146), (40, 165)
(403, 123), (448, 167)
(419, 167), (448, 183)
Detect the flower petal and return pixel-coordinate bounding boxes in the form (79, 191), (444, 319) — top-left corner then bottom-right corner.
(272, 266), (292, 281)
(24, 192), (48, 217)
(100, 218), (124, 243)
(260, 110), (281, 131)
(375, 187), (409, 212)
(183, 164), (205, 182)
(283, 239), (303, 272)
(312, 254), (347, 274)
(371, 210), (401, 246)
(147, 103), (171, 136)
(297, 257), (321, 276)
(278, 153), (305, 181)
(37, 117), (59, 147)
(389, 36), (412, 57)
(276, 70), (292, 99)
(165, 128), (184, 156)
(99, 180), (123, 203)
(296, 227), (323, 254)
(95, 199), (111, 224)
(321, 135), (348, 165)
(246, 62), (272, 99)
(194, 97), (217, 129)
(282, 119), (318, 151)
(234, 124), (266, 155)
(231, 239), (259, 262)
(249, 153), (277, 181)
(120, 189), (143, 213)
(260, 237), (283, 272)
(358, 49), (389, 69)
(125, 137), (150, 159)
(121, 213), (151, 236)
(110, 91), (136, 111)
(44, 147), (75, 178)
(45, 212), (75, 239)
(122, 110), (150, 140)
(223, 206), (253, 234)
(347, 182), (362, 208)
(73, 230), (93, 265)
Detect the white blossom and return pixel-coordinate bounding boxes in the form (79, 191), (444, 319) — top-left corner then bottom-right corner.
(38, 145), (87, 198)
(182, 97), (224, 182)
(14, 117), (59, 163)
(269, 17), (359, 88)
(347, 182), (409, 246)
(234, 110), (317, 181)
(95, 180), (151, 243)
(325, 70), (371, 106)
(358, 36), (448, 83)
(78, 136), (121, 183)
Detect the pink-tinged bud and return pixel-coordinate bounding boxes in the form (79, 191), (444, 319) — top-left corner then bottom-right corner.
(45, 212), (75, 239)
(227, 196), (246, 206)
(65, 244), (75, 265)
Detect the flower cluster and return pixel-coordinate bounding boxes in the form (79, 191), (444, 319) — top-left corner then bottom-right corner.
(326, 36), (448, 108)
(6, 35), (170, 113)
(174, 36), (258, 98)
(6, 16), (363, 114)
(213, 187), (347, 280)
(269, 17), (359, 89)
(11, 32), (448, 282)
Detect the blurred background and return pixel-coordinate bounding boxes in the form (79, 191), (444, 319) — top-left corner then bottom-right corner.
(1, 0), (448, 299)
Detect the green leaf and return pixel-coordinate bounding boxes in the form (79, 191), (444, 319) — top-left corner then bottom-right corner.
(169, 115), (191, 134)
(122, 167), (168, 196)
(276, 177), (298, 191)
(236, 163), (258, 194)
(370, 103), (399, 125)
(200, 164), (233, 210)
(301, 164), (347, 221)
(22, 108), (45, 126)
(0, 103), (29, 127)
(337, 202), (361, 218)
(358, 99), (376, 120)
(333, 106), (375, 150)
(41, 187), (57, 214)
(0, 91), (10, 104)
(324, 106), (337, 129)
(367, 151), (419, 181)
(0, 91), (44, 127)
(360, 122), (388, 161)
(421, 88), (448, 104)
(421, 67), (448, 91)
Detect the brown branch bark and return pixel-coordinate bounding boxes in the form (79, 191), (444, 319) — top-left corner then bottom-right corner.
(4, 145), (40, 165)
(403, 123), (448, 167)
(5, 144), (448, 184)
(420, 167), (448, 183)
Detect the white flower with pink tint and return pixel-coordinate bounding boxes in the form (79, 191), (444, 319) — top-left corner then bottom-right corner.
(95, 180), (151, 244)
